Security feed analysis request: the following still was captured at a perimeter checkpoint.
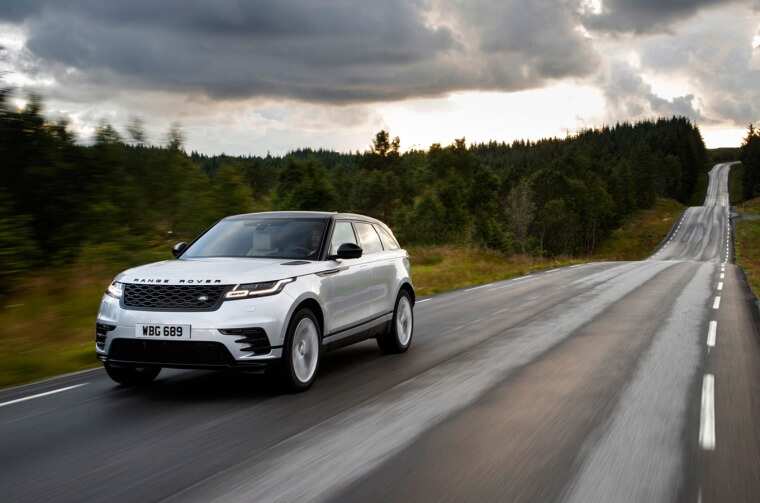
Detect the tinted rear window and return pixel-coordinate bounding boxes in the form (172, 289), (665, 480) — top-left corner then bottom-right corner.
(374, 225), (399, 250)
(354, 222), (383, 254)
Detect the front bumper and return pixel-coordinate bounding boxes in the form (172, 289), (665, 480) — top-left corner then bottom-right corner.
(96, 291), (293, 368)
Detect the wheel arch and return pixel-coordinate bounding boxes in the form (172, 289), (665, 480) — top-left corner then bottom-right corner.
(287, 296), (325, 340)
(399, 281), (416, 305)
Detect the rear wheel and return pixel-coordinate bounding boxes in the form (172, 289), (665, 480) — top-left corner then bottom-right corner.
(104, 363), (161, 386)
(278, 308), (321, 392)
(378, 290), (414, 354)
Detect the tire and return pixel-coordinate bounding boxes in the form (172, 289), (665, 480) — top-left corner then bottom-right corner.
(278, 308), (321, 392)
(377, 289), (414, 354)
(104, 363), (161, 386)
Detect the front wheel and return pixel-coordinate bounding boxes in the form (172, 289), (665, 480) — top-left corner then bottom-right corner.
(378, 290), (414, 354)
(104, 363), (161, 386)
(278, 308), (321, 392)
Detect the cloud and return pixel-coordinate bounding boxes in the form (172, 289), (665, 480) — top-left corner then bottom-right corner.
(634, 4), (760, 125)
(1, 0), (756, 153)
(582, 0), (736, 34)
(0, 0), (598, 104)
(599, 60), (702, 122)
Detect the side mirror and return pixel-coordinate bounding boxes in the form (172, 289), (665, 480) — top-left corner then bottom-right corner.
(334, 243), (362, 260)
(172, 242), (188, 258)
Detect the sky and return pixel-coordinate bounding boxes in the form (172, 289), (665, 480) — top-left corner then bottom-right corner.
(0, 0), (759, 155)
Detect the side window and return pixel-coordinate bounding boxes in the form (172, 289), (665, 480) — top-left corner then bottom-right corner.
(354, 222), (384, 254)
(374, 225), (399, 250)
(329, 221), (357, 255)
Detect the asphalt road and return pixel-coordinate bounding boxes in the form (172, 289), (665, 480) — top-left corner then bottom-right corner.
(1, 163), (758, 503)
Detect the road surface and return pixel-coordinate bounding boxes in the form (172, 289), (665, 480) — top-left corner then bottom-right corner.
(1, 163), (758, 502)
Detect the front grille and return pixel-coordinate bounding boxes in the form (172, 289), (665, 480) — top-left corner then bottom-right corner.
(219, 327), (271, 355)
(123, 284), (228, 311)
(108, 339), (233, 366)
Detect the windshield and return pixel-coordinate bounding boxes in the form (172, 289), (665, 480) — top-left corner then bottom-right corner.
(182, 217), (328, 260)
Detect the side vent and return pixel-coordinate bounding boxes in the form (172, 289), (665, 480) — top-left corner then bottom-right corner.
(96, 323), (116, 349)
(219, 327), (272, 355)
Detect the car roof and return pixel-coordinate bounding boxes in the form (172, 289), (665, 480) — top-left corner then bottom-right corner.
(226, 211), (335, 220)
(224, 210), (386, 226)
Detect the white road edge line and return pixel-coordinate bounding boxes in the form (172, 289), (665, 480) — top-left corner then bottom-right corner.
(713, 296), (721, 309)
(464, 284), (489, 292)
(0, 383), (88, 409)
(699, 374), (716, 450)
(707, 321), (717, 348)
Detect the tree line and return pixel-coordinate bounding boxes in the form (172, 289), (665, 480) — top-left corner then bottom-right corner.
(0, 88), (710, 287)
(740, 125), (760, 200)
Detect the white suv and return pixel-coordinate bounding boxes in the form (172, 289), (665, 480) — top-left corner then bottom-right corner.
(96, 212), (415, 391)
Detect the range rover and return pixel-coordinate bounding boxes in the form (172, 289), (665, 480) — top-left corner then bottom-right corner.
(96, 212), (415, 391)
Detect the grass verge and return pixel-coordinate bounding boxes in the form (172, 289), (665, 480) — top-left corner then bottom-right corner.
(734, 198), (760, 297)
(0, 244), (170, 389)
(409, 246), (583, 297)
(593, 198), (686, 261)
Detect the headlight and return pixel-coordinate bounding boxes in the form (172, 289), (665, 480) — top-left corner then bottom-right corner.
(106, 281), (124, 299)
(225, 278), (295, 300)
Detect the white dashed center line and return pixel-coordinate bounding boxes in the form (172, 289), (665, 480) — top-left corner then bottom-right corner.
(707, 321), (717, 348)
(713, 296), (721, 309)
(717, 282), (723, 291)
(699, 374), (716, 450)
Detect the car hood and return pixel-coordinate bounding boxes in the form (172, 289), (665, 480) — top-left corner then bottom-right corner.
(116, 257), (327, 285)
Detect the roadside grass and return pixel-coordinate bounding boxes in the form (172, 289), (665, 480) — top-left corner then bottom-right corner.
(408, 246), (583, 297)
(0, 243), (171, 389)
(728, 162), (745, 205)
(735, 197), (760, 297)
(593, 198), (686, 261)
(0, 199), (684, 388)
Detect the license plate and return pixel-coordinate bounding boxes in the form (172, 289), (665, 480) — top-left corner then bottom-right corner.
(135, 324), (191, 339)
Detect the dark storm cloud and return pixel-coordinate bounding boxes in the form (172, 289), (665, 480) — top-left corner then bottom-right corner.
(601, 61), (703, 122)
(0, 0), (598, 103)
(583, 0), (735, 34)
(449, 0), (599, 81)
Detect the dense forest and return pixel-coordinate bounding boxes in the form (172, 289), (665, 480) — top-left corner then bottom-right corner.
(1, 87), (711, 287)
(740, 125), (760, 201)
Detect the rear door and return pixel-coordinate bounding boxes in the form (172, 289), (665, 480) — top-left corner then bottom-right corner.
(373, 223), (401, 313)
(352, 221), (392, 319)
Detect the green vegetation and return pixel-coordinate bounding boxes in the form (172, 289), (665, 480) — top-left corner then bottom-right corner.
(732, 125), (760, 297)
(409, 246), (583, 297)
(734, 198), (760, 297)
(729, 162), (745, 205)
(739, 125), (760, 202)
(0, 86), (712, 387)
(1, 87), (708, 281)
(0, 243), (172, 388)
(593, 198), (686, 261)
(709, 147), (741, 164)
